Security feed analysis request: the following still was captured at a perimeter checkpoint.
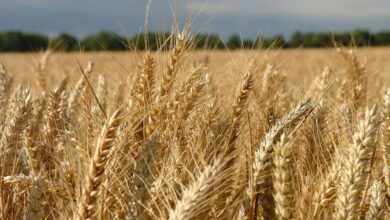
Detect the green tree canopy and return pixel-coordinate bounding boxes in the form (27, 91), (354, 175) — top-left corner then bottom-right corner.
(227, 35), (241, 49)
(193, 34), (224, 49)
(372, 32), (390, 46)
(82, 31), (126, 51)
(132, 32), (171, 50)
(351, 29), (370, 46)
(0, 31), (48, 52)
(53, 33), (78, 51)
(0, 29), (390, 52)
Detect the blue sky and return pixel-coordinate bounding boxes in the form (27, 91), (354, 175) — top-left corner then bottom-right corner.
(1, 0), (390, 38)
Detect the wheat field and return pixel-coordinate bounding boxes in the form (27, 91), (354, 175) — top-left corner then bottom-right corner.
(1, 32), (390, 219)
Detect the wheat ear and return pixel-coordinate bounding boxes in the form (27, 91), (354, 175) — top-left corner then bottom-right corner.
(158, 31), (187, 98)
(78, 109), (123, 220)
(228, 69), (254, 150)
(366, 180), (385, 220)
(0, 64), (13, 121)
(333, 106), (379, 219)
(253, 100), (311, 187)
(253, 100), (311, 219)
(146, 32), (188, 137)
(273, 133), (295, 220)
(382, 89), (390, 196)
(167, 157), (234, 220)
(35, 49), (51, 91)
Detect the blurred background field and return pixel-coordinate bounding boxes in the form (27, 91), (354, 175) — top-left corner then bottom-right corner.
(1, 47), (389, 98)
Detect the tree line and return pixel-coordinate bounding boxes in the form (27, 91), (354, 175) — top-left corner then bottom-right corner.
(1, 29), (390, 52)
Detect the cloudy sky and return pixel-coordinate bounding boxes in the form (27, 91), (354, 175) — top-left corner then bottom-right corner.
(1, 0), (390, 38)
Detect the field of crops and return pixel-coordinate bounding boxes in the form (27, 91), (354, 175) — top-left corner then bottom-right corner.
(1, 32), (390, 219)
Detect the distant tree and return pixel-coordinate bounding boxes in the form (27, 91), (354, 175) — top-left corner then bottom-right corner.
(4, 29), (390, 52)
(253, 36), (263, 49)
(23, 33), (49, 51)
(334, 32), (350, 46)
(351, 29), (370, 46)
(290, 31), (305, 47)
(133, 32), (171, 51)
(0, 31), (48, 52)
(264, 34), (287, 48)
(82, 31), (125, 51)
(193, 33), (223, 49)
(372, 31), (390, 46)
(242, 39), (254, 49)
(227, 35), (241, 49)
(53, 33), (78, 51)
(302, 33), (318, 47)
(0, 32), (25, 51)
(308, 32), (332, 47)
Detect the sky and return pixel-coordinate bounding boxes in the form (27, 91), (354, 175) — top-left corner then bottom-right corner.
(1, 0), (390, 39)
